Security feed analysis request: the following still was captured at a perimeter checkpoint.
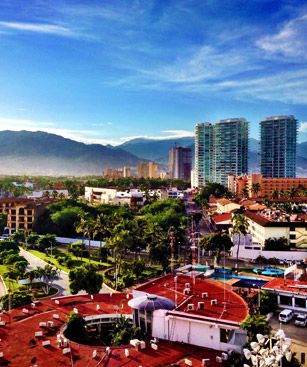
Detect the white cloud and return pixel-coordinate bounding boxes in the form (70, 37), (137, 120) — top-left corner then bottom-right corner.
(299, 122), (307, 132)
(257, 14), (307, 59)
(120, 129), (194, 143)
(0, 21), (75, 37)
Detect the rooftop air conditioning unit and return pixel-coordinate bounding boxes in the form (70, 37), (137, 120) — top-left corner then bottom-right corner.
(211, 299), (217, 306)
(202, 358), (210, 366)
(216, 356), (223, 363)
(185, 282), (191, 288)
(221, 353), (228, 361)
(202, 292), (208, 298)
(198, 302), (205, 310)
(184, 288), (190, 295)
(187, 304), (194, 311)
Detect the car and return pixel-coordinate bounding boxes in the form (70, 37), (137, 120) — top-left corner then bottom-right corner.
(294, 314), (307, 327)
(279, 309), (294, 323)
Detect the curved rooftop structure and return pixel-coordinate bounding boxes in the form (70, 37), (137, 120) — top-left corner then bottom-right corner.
(128, 294), (175, 311)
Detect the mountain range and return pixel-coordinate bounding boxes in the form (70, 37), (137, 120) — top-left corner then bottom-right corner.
(0, 130), (140, 176)
(0, 130), (306, 176)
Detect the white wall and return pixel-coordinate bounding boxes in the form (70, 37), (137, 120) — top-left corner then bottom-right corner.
(231, 244), (307, 261)
(152, 310), (242, 352)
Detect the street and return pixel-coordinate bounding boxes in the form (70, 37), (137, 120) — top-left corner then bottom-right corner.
(269, 314), (307, 365)
(19, 247), (70, 296)
(19, 248), (111, 296)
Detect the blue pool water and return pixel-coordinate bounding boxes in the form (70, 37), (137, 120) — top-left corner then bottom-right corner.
(252, 267), (284, 277)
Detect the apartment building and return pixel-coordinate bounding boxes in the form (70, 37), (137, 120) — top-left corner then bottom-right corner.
(137, 162), (158, 178)
(0, 198), (49, 234)
(228, 173), (307, 198)
(168, 146), (192, 180)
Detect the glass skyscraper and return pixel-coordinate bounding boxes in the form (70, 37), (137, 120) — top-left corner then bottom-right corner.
(194, 122), (213, 187)
(260, 115), (297, 178)
(213, 118), (249, 186)
(168, 146), (192, 180)
(194, 118), (248, 187)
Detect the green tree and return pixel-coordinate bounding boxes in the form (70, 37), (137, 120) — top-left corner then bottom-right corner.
(37, 233), (57, 255)
(232, 212), (249, 274)
(10, 230), (25, 244)
(75, 213), (95, 262)
(0, 213), (7, 233)
(65, 312), (88, 344)
(26, 232), (39, 249)
(69, 263), (103, 294)
(241, 187), (249, 198)
(36, 265), (58, 295)
(199, 232), (232, 264)
(241, 314), (271, 343)
(259, 291), (277, 315)
(0, 290), (32, 311)
(271, 189), (279, 200)
(193, 182), (231, 203)
(51, 206), (84, 237)
(251, 183), (261, 197)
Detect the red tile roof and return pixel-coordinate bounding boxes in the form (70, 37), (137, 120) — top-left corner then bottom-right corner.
(262, 278), (307, 296)
(212, 213), (232, 224)
(0, 292), (224, 367)
(135, 274), (248, 325)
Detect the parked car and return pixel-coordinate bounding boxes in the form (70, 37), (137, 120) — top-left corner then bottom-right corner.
(279, 309), (294, 323)
(294, 314), (307, 327)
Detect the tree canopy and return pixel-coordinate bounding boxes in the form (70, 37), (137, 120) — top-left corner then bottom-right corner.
(69, 263), (103, 294)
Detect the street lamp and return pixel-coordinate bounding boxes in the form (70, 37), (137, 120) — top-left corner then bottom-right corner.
(243, 330), (293, 367)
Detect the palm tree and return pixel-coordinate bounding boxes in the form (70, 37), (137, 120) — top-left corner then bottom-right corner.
(93, 214), (110, 262)
(26, 269), (39, 291)
(287, 188), (297, 201)
(251, 183), (261, 198)
(231, 212), (249, 274)
(271, 189), (279, 200)
(76, 213), (94, 263)
(36, 265), (58, 295)
(241, 187), (249, 198)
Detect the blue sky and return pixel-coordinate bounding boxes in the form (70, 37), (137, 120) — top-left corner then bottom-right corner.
(0, 0), (307, 145)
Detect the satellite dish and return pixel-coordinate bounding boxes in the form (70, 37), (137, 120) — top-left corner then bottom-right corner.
(243, 349), (251, 360)
(256, 333), (265, 344)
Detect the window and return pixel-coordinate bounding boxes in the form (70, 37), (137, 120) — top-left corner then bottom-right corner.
(279, 295), (292, 306)
(294, 297), (306, 309)
(220, 328), (230, 343)
(27, 216), (32, 223)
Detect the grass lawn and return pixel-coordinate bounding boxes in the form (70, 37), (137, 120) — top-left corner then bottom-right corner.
(0, 264), (21, 292)
(27, 249), (111, 273)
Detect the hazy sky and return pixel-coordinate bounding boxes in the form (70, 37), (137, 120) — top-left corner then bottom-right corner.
(0, 0), (306, 145)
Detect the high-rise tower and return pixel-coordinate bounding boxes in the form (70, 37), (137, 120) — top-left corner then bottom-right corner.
(194, 123), (214, 187)
(168, 146), (192, 180)
(260, 115), (297, 178)
(213, 118), (249, 186)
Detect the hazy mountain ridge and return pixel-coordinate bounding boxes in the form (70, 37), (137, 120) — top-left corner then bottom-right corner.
(1, 131), (306, 176)
(0, 131), (141, 176)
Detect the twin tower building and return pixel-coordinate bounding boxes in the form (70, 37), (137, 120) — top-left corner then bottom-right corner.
(194, 115), (297, 188)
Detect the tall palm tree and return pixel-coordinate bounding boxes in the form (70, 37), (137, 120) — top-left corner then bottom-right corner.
(231, 212), (249, 274)
(251, 183), (261, 198)
(76, 213), (94, 263)
(93, 213), (110, 262)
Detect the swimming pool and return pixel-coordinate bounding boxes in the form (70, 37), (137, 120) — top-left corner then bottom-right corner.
(252, 267), (284, 277)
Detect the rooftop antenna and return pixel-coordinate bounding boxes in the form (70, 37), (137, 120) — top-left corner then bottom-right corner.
(170, 226), (175, 273)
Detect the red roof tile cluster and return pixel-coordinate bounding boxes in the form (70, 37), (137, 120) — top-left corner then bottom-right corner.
(262, 278), (307, 296)
(135, 274), (248, 324)
(0, 292), (225, 367)
(211, 213), (232, 224)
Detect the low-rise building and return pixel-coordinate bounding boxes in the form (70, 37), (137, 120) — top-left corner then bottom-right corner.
(85, 187), (144, 208)
(244, 209), (307, 249)
(216, 199), (240, 213)
(262, 278), (307, 313)
(228, 173), (307, 198)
